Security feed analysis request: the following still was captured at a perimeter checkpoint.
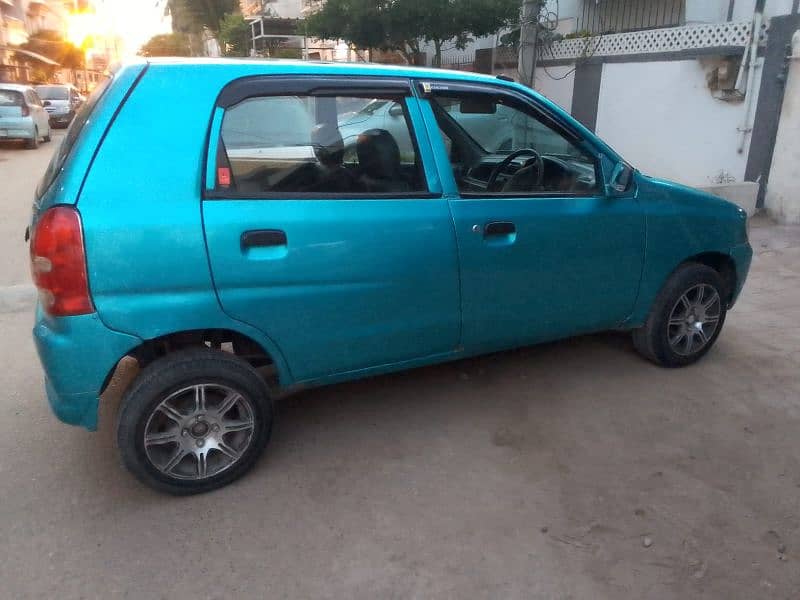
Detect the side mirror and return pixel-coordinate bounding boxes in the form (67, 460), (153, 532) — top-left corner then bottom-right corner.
(609, 162), (633, 194)
(42, 100), (51, 107)
(388, 103), (404, 118)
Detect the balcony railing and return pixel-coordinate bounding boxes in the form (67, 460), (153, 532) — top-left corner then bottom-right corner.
(575, 0), (685, 34)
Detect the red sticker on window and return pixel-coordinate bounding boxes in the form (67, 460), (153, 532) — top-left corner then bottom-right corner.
(217, 167), (231, 187)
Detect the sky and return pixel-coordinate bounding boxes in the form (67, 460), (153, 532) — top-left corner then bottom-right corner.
(93, 0), (172, 58)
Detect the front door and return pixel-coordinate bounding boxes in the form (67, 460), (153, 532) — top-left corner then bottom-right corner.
(202, 77), (461, 382)
(419, 83), (645, 351)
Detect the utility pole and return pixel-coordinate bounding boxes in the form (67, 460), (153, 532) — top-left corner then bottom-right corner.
(519, 0), (541, 88)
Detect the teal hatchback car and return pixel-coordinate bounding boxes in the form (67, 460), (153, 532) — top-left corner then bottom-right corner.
(30, 58), (751, 494)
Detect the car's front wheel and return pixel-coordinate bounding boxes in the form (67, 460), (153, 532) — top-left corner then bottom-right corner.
(117, 348), (273, 495)
(632, 263), (728, 367)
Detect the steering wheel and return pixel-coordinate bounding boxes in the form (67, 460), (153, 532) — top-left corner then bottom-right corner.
(486, 148), (544, 192)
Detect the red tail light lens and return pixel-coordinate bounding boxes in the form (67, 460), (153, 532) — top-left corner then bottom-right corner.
(21, 104), (30, 117)
(30, 206), (94, 316)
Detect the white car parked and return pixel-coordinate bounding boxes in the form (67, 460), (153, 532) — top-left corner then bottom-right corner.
(0, 84), (51, 149)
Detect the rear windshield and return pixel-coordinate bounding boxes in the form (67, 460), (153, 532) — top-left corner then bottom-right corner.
(0, 89), (24, 106)
(35, 86), (69, 101)
(37, 76), (112, 199)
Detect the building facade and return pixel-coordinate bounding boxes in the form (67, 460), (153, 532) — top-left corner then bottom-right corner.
(519, 0), (800, 219)
(1, 0), (71, 82)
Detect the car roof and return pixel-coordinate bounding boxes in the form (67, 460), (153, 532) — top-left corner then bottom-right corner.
(0, 83), (34, 92)
(142, 57), (512, 86)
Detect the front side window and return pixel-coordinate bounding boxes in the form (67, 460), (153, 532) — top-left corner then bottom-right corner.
(430, 92), (599, 196)
(216, 94), (427, 196)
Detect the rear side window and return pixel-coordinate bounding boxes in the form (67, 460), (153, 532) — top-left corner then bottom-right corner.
(0, 90), (24, 106)
(215, 93), (427, 196)
(37, 76), (112, 198)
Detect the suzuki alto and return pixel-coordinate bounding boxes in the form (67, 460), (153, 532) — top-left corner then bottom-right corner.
(30, 58), (752, 494)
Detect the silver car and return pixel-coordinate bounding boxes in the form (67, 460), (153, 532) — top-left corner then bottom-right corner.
(35, 84), (83, 128)
(0, 84), (51, 149)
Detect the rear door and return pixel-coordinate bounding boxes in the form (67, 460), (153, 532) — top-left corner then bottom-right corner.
(202, 76), (461, 382)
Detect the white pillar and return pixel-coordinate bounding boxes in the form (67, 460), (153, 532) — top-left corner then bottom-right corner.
(765, 30), (800, 224)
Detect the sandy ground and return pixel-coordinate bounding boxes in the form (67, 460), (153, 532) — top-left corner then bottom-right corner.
(0, 136), (798, 599)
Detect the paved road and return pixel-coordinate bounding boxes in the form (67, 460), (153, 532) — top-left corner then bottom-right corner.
(0, 133), (64, 289)
(1, 138), (798, 598)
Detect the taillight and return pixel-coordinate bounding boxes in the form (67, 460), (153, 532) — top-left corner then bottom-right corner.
(21, 104), (30, 117)
(30, 206), (94, 316)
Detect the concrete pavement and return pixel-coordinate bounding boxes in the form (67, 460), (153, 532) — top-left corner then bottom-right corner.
(1, 137), (798, 599)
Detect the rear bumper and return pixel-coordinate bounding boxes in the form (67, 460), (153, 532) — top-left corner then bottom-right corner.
(729, 241), (753, 307)
(0, 118), (36, 139)
(33, 305), (142, 430)
(48, 112), (74, 127)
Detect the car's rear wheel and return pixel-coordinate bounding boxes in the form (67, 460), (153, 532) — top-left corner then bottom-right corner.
(117, 348), (273, 495)
(26, 128), (39, 149)
(632, 263), (727, 367)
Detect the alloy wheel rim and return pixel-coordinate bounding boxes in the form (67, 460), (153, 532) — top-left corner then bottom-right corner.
(667, 284), (722, 357)
(144, 383), (256, 480)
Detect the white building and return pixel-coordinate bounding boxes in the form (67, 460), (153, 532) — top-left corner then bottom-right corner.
(520, 0), (800, 219)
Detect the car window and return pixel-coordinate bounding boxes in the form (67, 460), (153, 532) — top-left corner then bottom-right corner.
(0, 89), (24, 106)
(37, 76), (113, 198)
(431, 92), (599, 196)
(217, 94), (427, 196)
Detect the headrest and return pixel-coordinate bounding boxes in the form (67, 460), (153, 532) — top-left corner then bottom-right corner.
(311, 123), (345, 165)
(356, 129), (401, 178)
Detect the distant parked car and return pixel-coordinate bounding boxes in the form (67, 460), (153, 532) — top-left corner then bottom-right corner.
(35, 84), (83, 128)
(0, 84), (51, 149)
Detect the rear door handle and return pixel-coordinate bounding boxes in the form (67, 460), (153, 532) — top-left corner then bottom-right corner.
(241, 229), (287, 249)
(484, 221), (516, 236)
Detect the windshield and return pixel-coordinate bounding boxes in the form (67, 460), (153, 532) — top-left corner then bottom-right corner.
(35, 86), (69, 101)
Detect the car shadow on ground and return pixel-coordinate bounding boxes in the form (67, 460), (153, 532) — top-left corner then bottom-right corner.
(89, 330), (640, 503)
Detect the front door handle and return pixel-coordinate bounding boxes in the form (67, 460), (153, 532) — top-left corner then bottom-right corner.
(484, 221), (516, 236)
(241, 229), (287, 249)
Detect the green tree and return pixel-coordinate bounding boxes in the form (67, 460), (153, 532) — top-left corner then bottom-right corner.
(168, 0), (238, 35)
(138, 33), (192, 57)
(306, 0), (419, 62)
(419, 0), (520, 67)
(305, 0), (519, 66)
(218, 12), (251, 57)
(19, 29), (84, 77)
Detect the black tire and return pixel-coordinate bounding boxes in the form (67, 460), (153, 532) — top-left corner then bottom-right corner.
(26, 129), (39, 149)
(117, 348), (273, 495)
(43, 129), (51, 142)
(632, 263), (728, 368)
